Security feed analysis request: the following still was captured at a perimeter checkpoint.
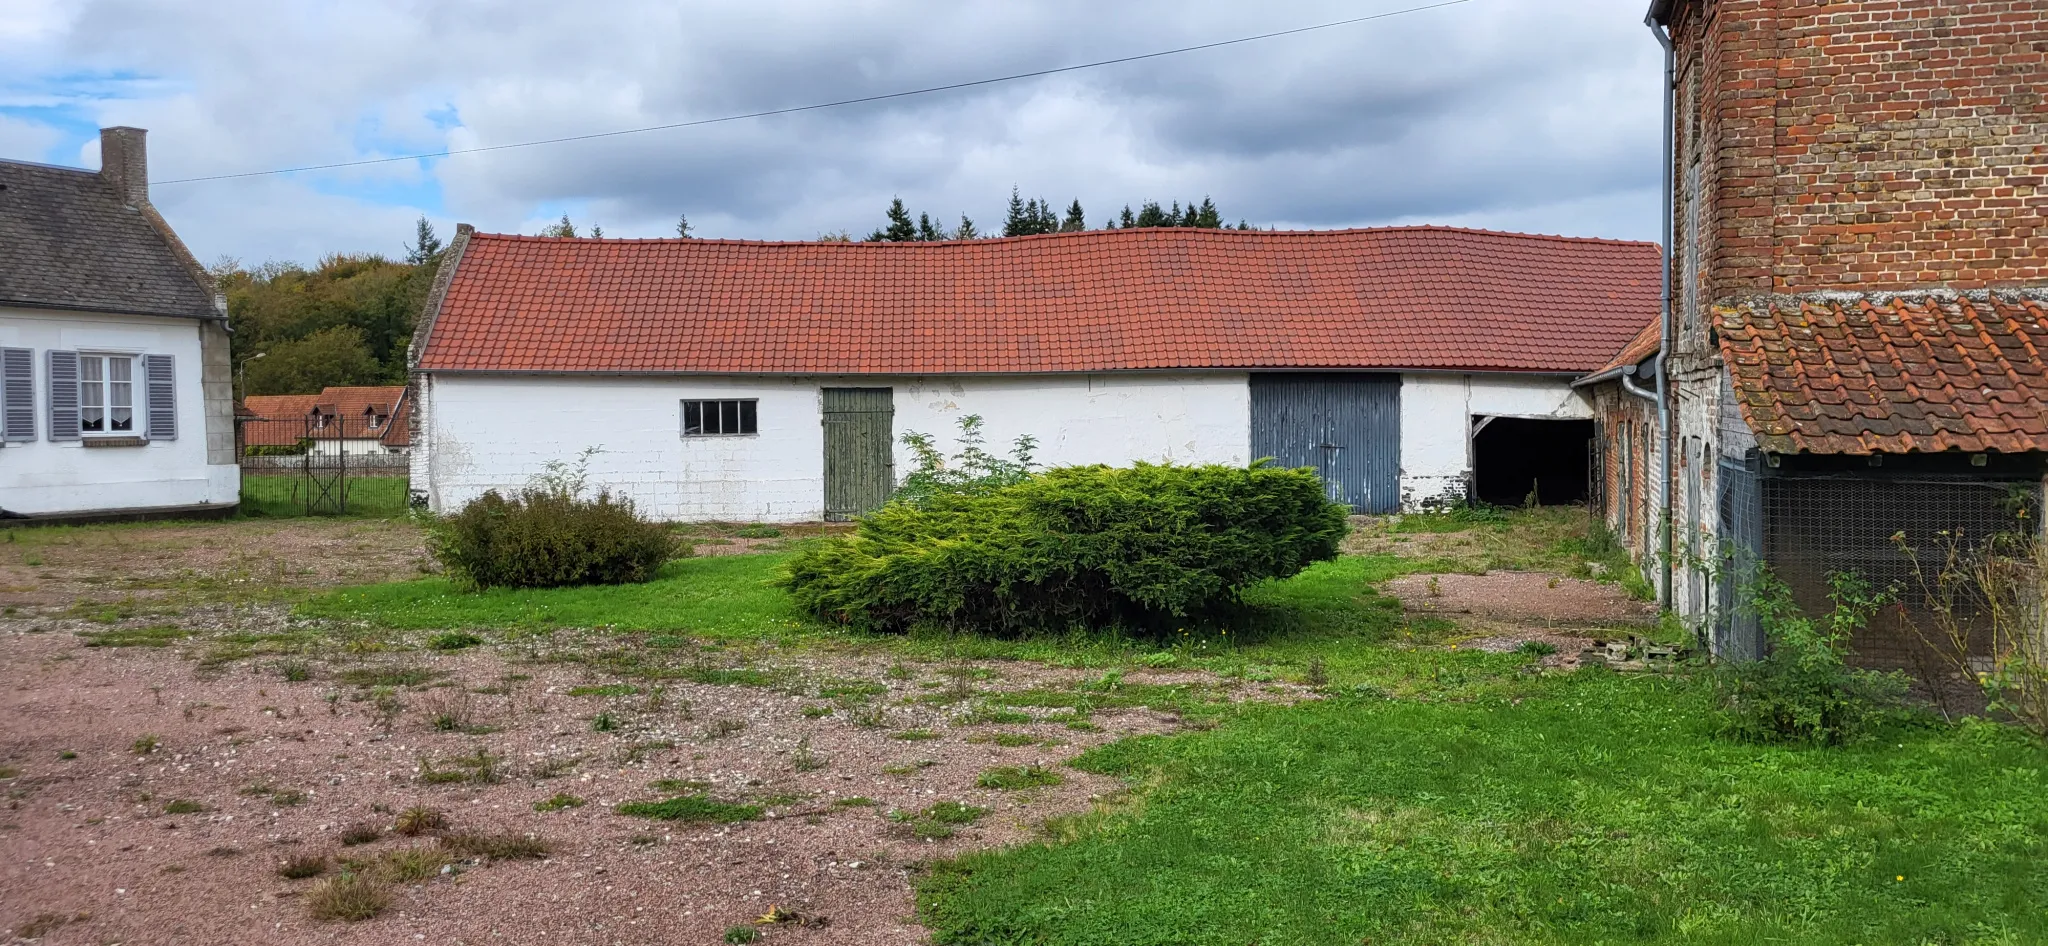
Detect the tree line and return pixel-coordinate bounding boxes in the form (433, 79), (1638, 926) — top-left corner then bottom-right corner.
(864, 187), (1254, 242)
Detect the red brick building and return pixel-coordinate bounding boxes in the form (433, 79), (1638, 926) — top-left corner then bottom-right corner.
(1598, 0), (2048, 667)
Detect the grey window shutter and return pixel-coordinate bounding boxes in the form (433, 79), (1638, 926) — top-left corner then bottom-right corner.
(0, 347), (31, 442)
(47, 350), (79, 441)
(143, 353), (177, 441)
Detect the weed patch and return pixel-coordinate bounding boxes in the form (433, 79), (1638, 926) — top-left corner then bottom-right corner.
(894, 801), (986, 840)
(616, 795), (762, 824)
(534, 792), (585, 812)
(976, 765), (1063, 790)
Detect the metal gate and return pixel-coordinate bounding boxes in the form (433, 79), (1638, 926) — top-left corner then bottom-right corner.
(821, 387), (894, 521)
(1248, 373), (1401, 513)
(235, 411), (363, 515)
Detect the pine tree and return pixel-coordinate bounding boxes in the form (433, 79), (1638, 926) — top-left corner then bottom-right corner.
(1060, 199), (1086, 232)
(1134, 201), (1168, 228)
(1003, 187), (1031, 237)
(404, 216), (442, 265)
(1119, 205), (1137, 229)
(868, 197), (919, 242)
(956, 215), (979, 240)
(676, 213), (694, 238)
(917, 212), (945, 242)
(1192, 197), (1222, 228)
(589, 225), (604, 238)
(540, 214), (577, 238)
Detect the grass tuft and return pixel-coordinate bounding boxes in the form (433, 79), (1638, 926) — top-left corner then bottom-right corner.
(338, 822), (382, 846)
(393, 805), (446, 836)
(534, 792), (585, 812)
(278, 853), (328, 879)
(615, 795), (762, 823)
(305, 872), (389, 922)
(975, 765), (1064, 790)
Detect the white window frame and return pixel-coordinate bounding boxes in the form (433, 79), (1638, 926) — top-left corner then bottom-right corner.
(681, 398), (758, 437)
(78, 352), (139, 437)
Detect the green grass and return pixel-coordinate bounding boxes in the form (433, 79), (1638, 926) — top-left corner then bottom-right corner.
(918, 673), (2048, 946)
(291, 512), (2048, 945)
(237, 473), (412, 519)
(79, 625), (191, 647)
(297, 556), (800, 638)
(976, 765), (1064, 790)
(616, 795), (763, 823)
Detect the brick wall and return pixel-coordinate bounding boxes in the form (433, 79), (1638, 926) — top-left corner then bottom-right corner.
(1669, 0), (2048, 326)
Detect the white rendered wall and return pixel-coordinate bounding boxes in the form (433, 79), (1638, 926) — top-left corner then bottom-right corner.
(0, 308), (239, 515)
(412, 372), (1251, 522)
(1397, 372), (1592, 511)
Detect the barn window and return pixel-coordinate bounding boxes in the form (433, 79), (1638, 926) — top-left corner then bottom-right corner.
(682, 399), (757, 436)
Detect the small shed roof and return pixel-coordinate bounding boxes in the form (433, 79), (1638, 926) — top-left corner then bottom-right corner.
(1718, 291), (2048, 455)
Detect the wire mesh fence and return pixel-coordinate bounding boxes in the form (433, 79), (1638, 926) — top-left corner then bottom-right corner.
(1761, 474), (2035, 671)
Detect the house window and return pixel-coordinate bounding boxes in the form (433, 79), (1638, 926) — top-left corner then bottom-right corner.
(78, 354), (135, 434)
(682, 399), (757, 436)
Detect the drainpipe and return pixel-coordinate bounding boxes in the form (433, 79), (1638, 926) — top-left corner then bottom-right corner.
(1647, 9), (1676, 610)
(1620, 356), (1659, 402)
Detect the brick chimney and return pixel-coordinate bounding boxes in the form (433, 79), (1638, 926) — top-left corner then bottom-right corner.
(99, 126), (150, 207)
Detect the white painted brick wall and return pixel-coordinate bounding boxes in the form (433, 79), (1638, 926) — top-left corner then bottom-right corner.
(415, 372), (1252, 522)
(1398, 372), (1593, 510)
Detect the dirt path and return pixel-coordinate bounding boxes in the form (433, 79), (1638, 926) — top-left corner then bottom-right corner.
(0, 520), (430, 612)
(0, 612), (1284, 946)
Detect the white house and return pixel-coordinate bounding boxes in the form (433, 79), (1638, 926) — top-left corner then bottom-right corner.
(407, 224), (1660, 522)
(0, 128), (238, 520)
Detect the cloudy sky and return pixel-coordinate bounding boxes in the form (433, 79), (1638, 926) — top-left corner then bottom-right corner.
(0, 0), (1664, 266)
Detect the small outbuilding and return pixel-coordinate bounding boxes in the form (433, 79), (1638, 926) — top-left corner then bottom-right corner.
(405, 225), (1660, 522)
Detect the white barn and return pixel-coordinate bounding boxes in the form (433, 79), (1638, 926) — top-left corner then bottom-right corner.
(407, 225), (1659, 522)
(0, 128), (238, 521)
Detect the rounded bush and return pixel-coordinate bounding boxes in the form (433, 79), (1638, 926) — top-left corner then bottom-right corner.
(430, 488), (680, 590)
(781, 462), (1349, 634)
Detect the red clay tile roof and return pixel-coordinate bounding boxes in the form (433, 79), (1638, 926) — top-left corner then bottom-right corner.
(379, 388), (412, 448)
(240, 386), (406, 445)
(1576, 320), (1662, 385)
(1718, 292), (2048, 455)
(416, 227), (1662, 375)
(241, 394), (317, 417)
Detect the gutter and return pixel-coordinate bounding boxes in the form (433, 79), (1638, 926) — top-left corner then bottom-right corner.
(1647, 7), (1676, 610)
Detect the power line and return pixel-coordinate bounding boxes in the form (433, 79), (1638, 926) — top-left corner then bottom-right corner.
(158, 0), (1475, 185)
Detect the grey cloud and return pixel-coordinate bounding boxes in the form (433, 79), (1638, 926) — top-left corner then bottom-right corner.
(6, 0), (1665, 262)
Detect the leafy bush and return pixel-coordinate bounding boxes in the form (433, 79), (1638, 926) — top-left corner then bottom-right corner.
(782, 461), (1349, 634)
(894, 414), (1037, 506)
(428, 487), (678, 590)
(1715, 570), (1914, 746)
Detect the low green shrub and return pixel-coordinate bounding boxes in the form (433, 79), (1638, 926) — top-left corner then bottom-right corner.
(1715, 570), (1915, 746)
(428, 487), (679, 590)
(781, 462), (1349, 634)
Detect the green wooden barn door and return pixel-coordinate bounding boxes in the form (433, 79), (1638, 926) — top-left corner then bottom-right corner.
(822, 387), (894, 521)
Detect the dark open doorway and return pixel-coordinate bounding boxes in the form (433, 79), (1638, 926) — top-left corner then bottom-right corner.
(1471, 417), (1593, 506)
